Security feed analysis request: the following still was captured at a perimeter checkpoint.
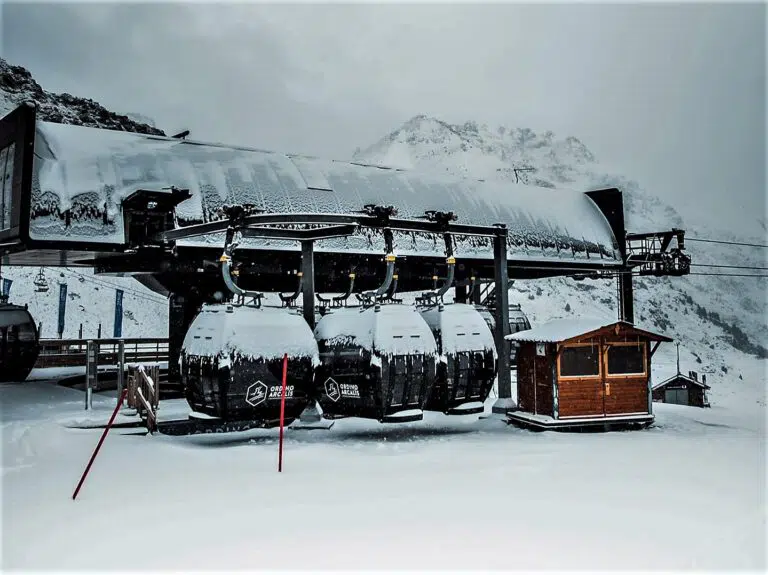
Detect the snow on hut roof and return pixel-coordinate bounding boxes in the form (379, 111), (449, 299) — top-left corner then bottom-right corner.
(506, 317), (672, 344)
(314, 304), (437, 357)
(419, 303), (497, 357)
(27, 119), (621, 263)
(181, 304), (319, 364)
(652, 373), (710, 390)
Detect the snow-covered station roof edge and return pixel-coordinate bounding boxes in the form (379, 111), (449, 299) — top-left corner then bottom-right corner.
(26, 117), (623, 263)
(506, 317), (673, 344)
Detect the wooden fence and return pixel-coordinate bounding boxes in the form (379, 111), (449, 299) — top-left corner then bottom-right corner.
(126, 365), (160, 432)
(34, 338), (169, 368)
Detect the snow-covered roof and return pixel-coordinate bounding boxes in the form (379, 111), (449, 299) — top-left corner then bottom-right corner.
(419, 303), (497, 357)
(26, 119), (622, 263)
(506, 317), (671, 344)
(314, 304), (438, 357)
(181, 304), (319, 365)
(652, 373), (710, 390)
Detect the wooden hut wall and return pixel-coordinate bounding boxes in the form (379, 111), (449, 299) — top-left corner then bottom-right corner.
(603, 339), (648, 415)
(556, 338), (604, 417)
(516, 341), (554, 416)
(554, 324), (653, 419)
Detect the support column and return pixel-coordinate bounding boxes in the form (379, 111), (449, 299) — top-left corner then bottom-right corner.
(299, 239), (322, 424)
(492, 228), (513, 414)
(618, 272), (634, 324)
(301, 240), (316, 330)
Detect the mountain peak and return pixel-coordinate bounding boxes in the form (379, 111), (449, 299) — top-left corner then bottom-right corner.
(353, 113), (598, 185)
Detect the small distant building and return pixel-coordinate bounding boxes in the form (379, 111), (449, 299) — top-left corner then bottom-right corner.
(652, 371), (711, 408)
(505, 318), (673, 431)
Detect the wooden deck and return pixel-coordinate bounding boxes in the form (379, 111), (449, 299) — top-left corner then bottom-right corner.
(506, 410), (654, 432)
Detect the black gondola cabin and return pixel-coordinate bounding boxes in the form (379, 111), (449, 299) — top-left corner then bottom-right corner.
(313, 303), (438, 423)
(180, 304), (318, 425)
(0, 302), (40, 382)
(419, 303), (498, 415)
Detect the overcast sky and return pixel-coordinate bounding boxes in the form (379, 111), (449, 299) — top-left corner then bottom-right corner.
(2, 1), (765, 235)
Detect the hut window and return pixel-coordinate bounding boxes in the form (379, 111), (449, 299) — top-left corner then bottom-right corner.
(559, 345), (600, 377)
(606, 343), (645, 375)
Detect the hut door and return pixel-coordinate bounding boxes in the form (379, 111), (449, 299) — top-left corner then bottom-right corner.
(665, 388), (688, 405)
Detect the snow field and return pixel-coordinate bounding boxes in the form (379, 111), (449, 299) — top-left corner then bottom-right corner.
(1, 375), (765, 571)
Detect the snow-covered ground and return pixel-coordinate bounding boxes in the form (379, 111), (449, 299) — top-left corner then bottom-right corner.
(1, 368), (765, 571)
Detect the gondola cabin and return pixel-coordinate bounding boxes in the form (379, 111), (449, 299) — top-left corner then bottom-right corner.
(180, 303), (318, 425)
(505, 318), (672, 431)
(0, 302), (40, 382)
(419, 303), (498, 415)
(474, 303), (530, 365)
(313, 303), (438, 423)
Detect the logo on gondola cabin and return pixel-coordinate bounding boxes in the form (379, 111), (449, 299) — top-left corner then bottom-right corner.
(325, 377), (341, 402)
(245, 381), (268, 406)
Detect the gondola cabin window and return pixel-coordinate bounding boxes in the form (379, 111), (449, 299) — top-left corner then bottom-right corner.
(606, 342), (646, 376)
(558, 343), (600, 379)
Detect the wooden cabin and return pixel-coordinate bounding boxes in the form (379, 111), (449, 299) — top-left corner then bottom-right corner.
(505, 318), (672, 431)
(652, 371), (711, 408)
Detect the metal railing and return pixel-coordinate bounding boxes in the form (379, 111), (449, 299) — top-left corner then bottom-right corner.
(34, 337), (169, 368)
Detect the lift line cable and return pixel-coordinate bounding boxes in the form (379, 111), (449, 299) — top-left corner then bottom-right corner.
(685, 237), (768, 249)
(690, 263), (768, 271)
(685, 272), (768, 278)
(58, 271), (166, 305)
(44, 267), (168, 306)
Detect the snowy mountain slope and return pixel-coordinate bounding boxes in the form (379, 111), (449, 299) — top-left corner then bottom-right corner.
(2, 266), (168, 339)
(354, 115), (767, 406)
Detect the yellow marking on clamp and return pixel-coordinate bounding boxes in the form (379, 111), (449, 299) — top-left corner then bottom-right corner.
(219, 254), (231, 262)
(446, 256), (456, 265)
(385, 254), (396, 262)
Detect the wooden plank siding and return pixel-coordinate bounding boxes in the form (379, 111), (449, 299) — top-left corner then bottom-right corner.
(557, 378), (604, 417)
(516, 343), (535, 414)
(556, 338), (650, 418)
(513, 321), (670, 421)
(516, 342), (554, 416)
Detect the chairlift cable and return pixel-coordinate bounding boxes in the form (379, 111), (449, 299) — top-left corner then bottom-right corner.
(685, 237), (768, 249)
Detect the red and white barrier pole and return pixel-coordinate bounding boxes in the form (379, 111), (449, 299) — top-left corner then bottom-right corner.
(72, 387), (128, 500)
(278, 353), (288, 472)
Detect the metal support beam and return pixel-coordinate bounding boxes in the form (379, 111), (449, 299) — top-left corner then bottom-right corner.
(85, 339), (97, 410)
(160, 212), (505, 243)
(619, 272), (634, 324)
(239, 224), (358, 242)
(491, 228), (513, 414)
(117, 339), (125, 406)
(301, 240), (316, 330)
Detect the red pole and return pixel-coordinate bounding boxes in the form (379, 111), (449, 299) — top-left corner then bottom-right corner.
(278, 353), (288, 472)
(72, 387), (128, 500)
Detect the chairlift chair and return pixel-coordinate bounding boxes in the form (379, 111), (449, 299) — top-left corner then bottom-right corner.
(34, 268), (49, 293)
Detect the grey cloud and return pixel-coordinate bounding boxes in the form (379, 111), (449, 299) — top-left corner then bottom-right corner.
(1, 2), (765, 234)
